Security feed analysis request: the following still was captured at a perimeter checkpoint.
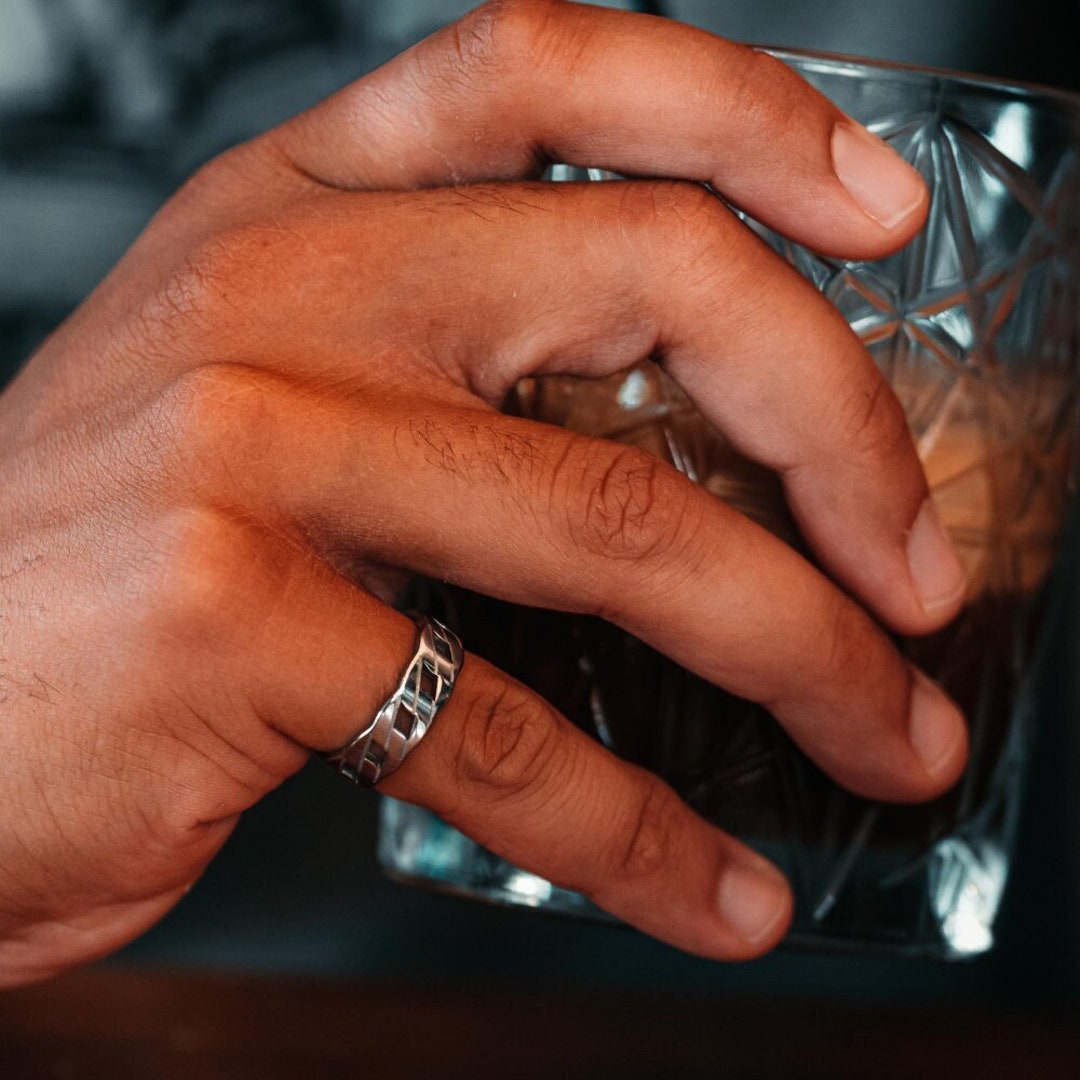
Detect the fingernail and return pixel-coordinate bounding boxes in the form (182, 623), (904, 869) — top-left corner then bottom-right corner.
(906, 497), (967, 614)
(831, 121), (926, 229)
(908, 668), (967, 780)
(717, 857), (791, 946)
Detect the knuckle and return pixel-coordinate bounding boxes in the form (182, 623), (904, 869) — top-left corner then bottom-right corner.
(619, 182), (739, 298)
(155, 217), (303, 346)
(139, 506), (254, 645)
(159, 232), (244, 329)
(184, 222), (274, 309)
(608, 779), (683, 883)
(710, 47), (822, 145)
(128, 174), (332, 370)
(440, 0), (559, 85)
(834, 372), (911, 464)
(817, 595), (872, 688)
(559, 441), (696, 566)
(623, 181), (724, 254)
(447, 0), (511, 72)
(153, 364), (279, 490)
(118, 246), (235, 369)
(454, 679), (561, 801)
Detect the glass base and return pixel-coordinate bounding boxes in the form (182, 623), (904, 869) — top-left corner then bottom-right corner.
(378, 796), (605, 920)
(378, 795), (1015, 960)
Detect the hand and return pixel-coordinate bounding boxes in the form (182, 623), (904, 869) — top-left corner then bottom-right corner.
(0, 0), (968, 985)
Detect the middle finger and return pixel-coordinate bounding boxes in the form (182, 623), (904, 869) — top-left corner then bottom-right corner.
(185, 179), (965, 637)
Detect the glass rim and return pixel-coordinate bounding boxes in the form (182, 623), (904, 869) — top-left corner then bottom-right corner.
(759, 44), (1080, 114)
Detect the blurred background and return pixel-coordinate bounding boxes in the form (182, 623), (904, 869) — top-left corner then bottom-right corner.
(1, 0), (1079, 1012)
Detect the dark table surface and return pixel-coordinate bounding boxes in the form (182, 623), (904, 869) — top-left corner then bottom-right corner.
(1, 966), (1079, 1079)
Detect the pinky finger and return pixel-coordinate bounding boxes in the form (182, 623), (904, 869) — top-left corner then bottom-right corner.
(381, 655), (793, 960)
(205, 518), (795, 960)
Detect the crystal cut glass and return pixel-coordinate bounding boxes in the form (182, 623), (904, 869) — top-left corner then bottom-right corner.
(379, 51), (1080, 959)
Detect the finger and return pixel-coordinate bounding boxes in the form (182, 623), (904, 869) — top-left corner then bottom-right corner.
(163, 513), (793, 960)
(269, 0), (927, 259)
(179, 180), (965, 638)
(384, 654), (795, 962)
(348, 410), (969, 803)
(169, 372), (967, 804)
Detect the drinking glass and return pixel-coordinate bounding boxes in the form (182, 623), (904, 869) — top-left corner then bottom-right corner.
(378, 49), (1080, 959)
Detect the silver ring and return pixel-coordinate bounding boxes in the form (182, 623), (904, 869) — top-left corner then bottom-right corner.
(324, 613), (464, 786)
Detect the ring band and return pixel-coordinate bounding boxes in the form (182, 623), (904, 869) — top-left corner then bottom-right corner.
(325, 613), (464, 786)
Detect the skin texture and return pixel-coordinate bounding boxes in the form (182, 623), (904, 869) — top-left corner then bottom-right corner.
(0, 0), (969, 986)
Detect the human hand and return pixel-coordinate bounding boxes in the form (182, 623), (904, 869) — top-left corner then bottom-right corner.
(0, 0), (968, 986)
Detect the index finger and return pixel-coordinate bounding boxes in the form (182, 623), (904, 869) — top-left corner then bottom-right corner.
(271, 0), (927, 259)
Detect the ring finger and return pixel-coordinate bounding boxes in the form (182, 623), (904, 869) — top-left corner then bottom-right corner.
(167, 510), (794, 960)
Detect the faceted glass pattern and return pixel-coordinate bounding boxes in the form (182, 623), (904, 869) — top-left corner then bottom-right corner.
(380, 54), (1080, 958)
